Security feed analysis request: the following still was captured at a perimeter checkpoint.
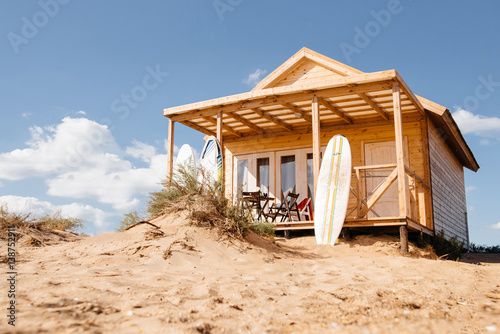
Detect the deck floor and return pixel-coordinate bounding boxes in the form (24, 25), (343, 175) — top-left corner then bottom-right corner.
(272, 217), (433, 235)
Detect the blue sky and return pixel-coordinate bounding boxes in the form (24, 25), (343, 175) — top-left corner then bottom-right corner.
(0, 1), (499, 245)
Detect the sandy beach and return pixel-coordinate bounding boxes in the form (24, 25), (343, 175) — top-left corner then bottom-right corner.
(2, 211), (499, 333)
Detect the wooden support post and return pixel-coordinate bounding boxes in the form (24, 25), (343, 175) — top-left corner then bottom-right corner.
(312, 97), (321, 195)
(393, 84), (410, 218)
(421, 118), (434, 230)
(216, 111), (223, 144)
(217, 111), (224, 189)
(166, 118), (175, 182)
(400, 225), (409, 255)
(355, 169), (362, 218)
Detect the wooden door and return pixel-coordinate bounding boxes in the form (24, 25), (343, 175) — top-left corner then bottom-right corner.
(364, 141), (399, 217)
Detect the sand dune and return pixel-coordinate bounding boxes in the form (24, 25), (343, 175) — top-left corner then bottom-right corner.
(2, 212), (499, 333)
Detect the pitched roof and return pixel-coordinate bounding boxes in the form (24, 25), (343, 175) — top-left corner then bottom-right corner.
(253, 47), (363, 90)
(163, 47), (478, 171)
(417, 96), (479, 171)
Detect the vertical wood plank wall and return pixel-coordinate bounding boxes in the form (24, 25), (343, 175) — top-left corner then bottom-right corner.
(428, 121), (469, 244)
(223, 119), (431, 227)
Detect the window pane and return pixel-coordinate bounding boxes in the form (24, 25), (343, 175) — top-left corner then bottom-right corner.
(237, 160), (249, 194)
(281, 155), (295, 198)
(257, 158), (269, 195)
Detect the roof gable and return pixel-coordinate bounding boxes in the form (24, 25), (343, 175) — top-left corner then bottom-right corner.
(252, 47), (364, 91)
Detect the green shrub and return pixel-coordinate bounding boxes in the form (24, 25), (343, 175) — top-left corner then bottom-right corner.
(469, 243), (500, 253)
(117, 210), (143, 232)
(432, 230), (465, 260)
(249, 221), (276, 237)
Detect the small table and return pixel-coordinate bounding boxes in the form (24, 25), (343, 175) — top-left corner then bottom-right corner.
(242, 192), (274, 221)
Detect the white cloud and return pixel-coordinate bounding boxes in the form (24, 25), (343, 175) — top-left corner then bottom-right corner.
(0, 117), (120, 180)
(0, 195), (111, 232)
(22, 112), (32, 119)
(76, 110), (87, 115)
(46, 154), (166, 211)
(126, 140), (157, 162)
(0, 117), (167, 212)
(242, 68), (267, 86)
(490, 222), (500, 230)
(452, 108), (500, 138)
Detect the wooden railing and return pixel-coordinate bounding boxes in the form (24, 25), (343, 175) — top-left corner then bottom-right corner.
(350, 164), (432, 228)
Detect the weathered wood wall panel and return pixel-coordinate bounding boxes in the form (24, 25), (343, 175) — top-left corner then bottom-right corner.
(428, 121), (469, 244)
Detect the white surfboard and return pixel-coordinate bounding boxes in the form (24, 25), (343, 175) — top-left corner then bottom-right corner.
(175, 144), (196, 173)
(198, 136), (223, 193)
(314, 135), (352, 245)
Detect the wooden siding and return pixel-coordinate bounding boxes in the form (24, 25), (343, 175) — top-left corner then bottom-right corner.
(428, 121), (469, 244)
(223, 119), (431, 227)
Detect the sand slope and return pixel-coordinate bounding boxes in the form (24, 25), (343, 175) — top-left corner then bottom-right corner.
(2, 212), (499, 333)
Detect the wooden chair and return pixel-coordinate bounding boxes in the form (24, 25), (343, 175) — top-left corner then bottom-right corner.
(265, 192), (301, 223)
(298, 198), (312, 221)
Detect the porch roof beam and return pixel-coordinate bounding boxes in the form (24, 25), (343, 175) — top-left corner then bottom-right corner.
(318, 97), (353, 124)
(165, 71), (398, 121)
(281, 103), (312, 123)
(179, 120), (215, 137)
(203, 116), (241, 137)
(228, 112), (265, 134)
(357, 92), (390, 121)
(168, 81), (394, 122)
(250, 108), (293, 132)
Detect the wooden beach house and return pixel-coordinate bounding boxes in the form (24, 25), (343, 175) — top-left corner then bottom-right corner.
(163, 47), (479, 248)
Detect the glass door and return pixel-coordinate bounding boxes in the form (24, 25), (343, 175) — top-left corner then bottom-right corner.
(233, 153), (275, 200)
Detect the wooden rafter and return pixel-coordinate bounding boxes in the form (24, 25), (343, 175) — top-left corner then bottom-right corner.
(203, 116), (241, 137)
(250, 108), (293, 132)
(357, 92), (389, 121)
(179, 120), (215, 137)
(318, 97), (352, 124)
(228, 112), (264, 134)
(165, 70), (397, 119)
(281, 103), (312, 123)
(395, 71), (425, 116)
(168, 81), (394, 123)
